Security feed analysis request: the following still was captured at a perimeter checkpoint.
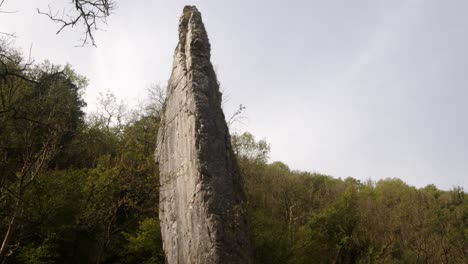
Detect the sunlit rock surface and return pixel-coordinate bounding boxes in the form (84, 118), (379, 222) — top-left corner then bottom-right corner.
(155, 6), (252, 264)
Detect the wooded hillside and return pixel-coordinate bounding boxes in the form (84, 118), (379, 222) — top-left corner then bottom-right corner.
(1, 43), (466, 264)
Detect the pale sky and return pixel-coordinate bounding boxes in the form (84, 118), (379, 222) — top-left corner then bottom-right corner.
(1, 0), (467, 190)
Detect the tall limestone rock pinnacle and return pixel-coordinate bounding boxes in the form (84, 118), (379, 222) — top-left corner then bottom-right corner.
(155, 6), (253, 264)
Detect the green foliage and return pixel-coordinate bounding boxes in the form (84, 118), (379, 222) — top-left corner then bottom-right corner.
(122, 218), (164, 264)
(2, 110), (162, 263)
(0, 43), (163, 263)
(232, 132), (270, 163)
(308, 188), (361, 263)
(1, 43), (466, 264)
(17, 235), (59, 264)
(234, 134), (466, 264)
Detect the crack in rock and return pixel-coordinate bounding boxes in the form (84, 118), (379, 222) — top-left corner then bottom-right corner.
(155, 5), (253, 264)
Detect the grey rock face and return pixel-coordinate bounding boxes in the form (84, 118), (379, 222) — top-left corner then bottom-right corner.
(155, 6), (252, 264)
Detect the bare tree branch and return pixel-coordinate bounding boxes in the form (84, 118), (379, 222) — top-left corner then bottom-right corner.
(0, 10), (17, 14)
(0, 32), (15, 38)
(0, 41), (37, 84)
(146, 83), (167, 117)
(37, 0), (116, 47)
(0, 0), (17, 14)
(0, 0), (18, 37)
(228, 104), (246, 127)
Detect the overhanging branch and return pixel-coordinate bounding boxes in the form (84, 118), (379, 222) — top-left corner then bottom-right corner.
(37, 0), (116, 47)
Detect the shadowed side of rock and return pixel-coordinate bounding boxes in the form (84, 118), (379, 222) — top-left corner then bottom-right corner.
(155, 6), (253, 264)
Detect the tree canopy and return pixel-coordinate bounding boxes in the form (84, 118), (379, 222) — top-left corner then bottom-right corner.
(0, 42), (466, 264)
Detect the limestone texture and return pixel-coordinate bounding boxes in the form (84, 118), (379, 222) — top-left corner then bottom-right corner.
(155, 6), (252, 264)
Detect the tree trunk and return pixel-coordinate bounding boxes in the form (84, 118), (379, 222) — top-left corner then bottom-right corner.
(0, 200), (19, 263)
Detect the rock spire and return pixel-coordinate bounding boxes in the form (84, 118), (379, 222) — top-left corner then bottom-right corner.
(155, 6), (252, 264)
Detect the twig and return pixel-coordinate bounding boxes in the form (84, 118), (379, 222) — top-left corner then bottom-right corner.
(0, 32), (15, 38)
(37, 0), (116, 47)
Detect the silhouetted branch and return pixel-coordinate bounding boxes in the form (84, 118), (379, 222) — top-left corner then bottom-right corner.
(0, 42), (37, 83)
(0, 32), (15, 38)
(0, 0), (18, 37)
(228, 104), (246, 127)
(37, 0), (116, 46)
(0, 10), (17, 14)
(146, 83), (167, 117)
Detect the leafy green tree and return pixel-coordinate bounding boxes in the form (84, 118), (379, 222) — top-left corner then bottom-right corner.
(1, 42), (466, 264)
(121, 218), (164, 264)
(231, 132), (270, 163)
(308, 188), (361, 264)
(0, 43), (86, 261)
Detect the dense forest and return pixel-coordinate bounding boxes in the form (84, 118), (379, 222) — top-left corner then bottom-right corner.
(0, 42), (466, 264)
